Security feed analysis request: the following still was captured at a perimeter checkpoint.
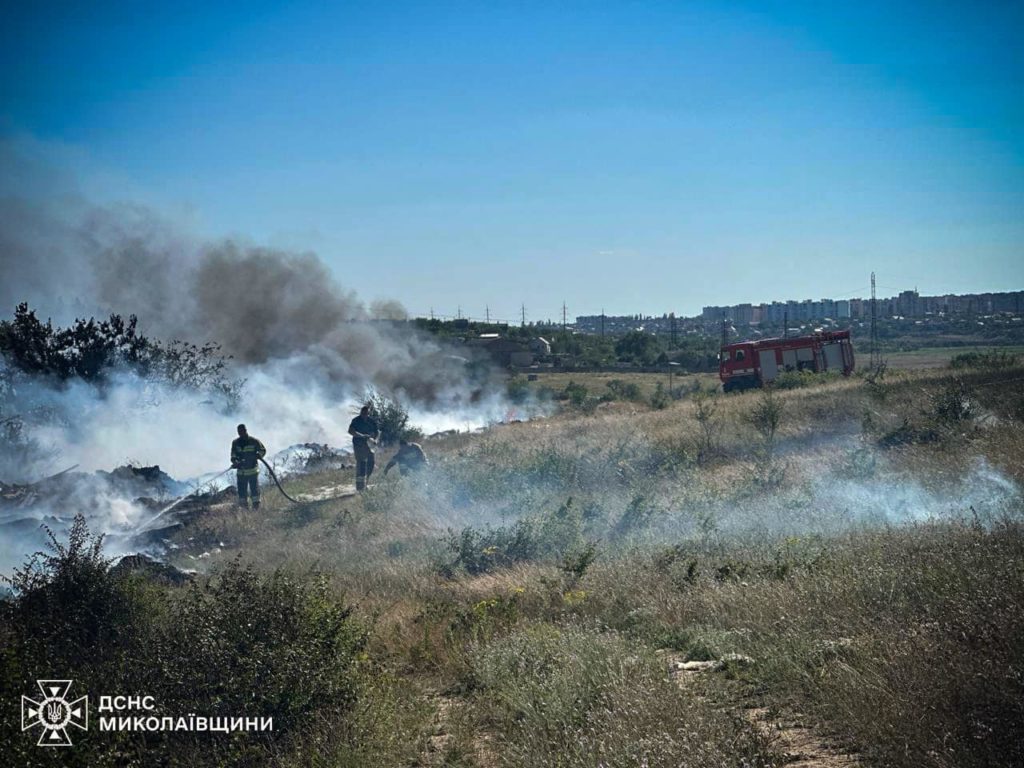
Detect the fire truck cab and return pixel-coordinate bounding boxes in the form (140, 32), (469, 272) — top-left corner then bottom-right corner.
(719, 330), (855, 392)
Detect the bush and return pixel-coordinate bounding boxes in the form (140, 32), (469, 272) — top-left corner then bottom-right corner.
(950, 348), (1020, 370)
(440, 499), (585, 576)
(506, 374), (531, 404)
(562, 380), (588, 407)
(649, 381), (670, 409)
(441, 520), (541, 576)
(0, 517), (414, 767)
(605, 379), (642, 402)
(155, 560), (366, 736)
(692, 390), (721, 463)
(363, 390), (415, 446)
(930, 378), (976, 424)
(746, 387), (783, 455)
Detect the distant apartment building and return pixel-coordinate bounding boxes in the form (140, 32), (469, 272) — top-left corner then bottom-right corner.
(701, 289), (1023, 326)
(733, 303), (755, 325)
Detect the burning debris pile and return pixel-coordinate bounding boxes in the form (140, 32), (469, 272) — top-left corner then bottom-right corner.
(110, 553), (194, 586)
(0, 438), (360, 575)
(0, 465), (80, 511)
(1, 463), (193, 548)
(99, 464), (191, 500)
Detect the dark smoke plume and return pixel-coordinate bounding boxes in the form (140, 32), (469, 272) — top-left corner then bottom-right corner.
(0, 140), (488, 401)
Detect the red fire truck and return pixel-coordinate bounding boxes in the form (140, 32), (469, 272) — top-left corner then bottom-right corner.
(719, 330), (855, 392)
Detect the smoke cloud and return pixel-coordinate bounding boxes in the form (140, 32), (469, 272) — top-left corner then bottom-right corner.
(1, 138), (491, 398)
(0, 139), (533, 572)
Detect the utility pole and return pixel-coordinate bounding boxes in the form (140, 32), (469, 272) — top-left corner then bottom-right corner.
(521, 303), (526, 328)
(457, 305), (462, 320)
(670, 312), (677, 347)
(485, 305), (490, 324)
(562, 302), (567, 334)
(870, 272), (878, 370)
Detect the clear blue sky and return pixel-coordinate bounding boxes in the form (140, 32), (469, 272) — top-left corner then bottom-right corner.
(2, 1), (1021, 321)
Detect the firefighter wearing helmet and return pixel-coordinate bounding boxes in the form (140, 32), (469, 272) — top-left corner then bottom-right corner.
(231, 424), (267, 509)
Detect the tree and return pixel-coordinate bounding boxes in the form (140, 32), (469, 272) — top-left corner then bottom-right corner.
(0, 303), (240, 400)
(615, 330), (662, 365)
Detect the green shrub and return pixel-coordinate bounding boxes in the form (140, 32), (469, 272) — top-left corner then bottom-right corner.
(363, 390), (414, 446)
(692, 390), (721, 463)
(605, 379), (642, 402)
(930, 377), (976, 423)
(950, 348), (1020, 370)
(440, 499), (585, 576)
(562, 380), (588, 407)
(649, 381), (670, 409)
(506, 374), (531, 404)
(746, 387), (782, 456)
(0, 517), (417, 767)
(441, 520), (541, 576)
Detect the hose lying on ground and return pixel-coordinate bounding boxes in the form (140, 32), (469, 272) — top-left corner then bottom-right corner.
(259, 457), (302, 504)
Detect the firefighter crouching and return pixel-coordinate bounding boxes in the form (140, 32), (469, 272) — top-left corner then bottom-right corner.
(231, 424), (266, 509)
(348, 404), (379, 491)
(384, 438), (428, 477)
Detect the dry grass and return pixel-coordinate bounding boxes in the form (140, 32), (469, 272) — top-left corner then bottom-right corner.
(154, 363), (1024, 766)
(520, 369), (719, 401)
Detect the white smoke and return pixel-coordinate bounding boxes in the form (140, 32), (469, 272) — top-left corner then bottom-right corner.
(0, 140), (549, 573)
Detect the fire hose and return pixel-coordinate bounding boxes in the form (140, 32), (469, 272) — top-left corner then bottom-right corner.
(258, 457), (301, 504)
(134, 465), (235, 533)
(134, 459), (302, 534)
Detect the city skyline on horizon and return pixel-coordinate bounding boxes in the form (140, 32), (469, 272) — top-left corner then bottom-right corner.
(403, 285), (1024, 326)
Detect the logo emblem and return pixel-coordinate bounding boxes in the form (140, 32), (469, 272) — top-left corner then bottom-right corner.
(22, 680), (88, 747)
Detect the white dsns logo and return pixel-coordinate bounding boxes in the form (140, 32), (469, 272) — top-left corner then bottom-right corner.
(22, 679), (88, 746)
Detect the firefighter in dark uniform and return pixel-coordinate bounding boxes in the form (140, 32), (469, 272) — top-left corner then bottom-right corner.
(348, 404), (379, 491)
(384, 438), (428, 476)
(231, 424), (266, 509)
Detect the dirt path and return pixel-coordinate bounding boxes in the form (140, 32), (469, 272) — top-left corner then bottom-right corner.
(417, 691), (498, 768)
(419, 693), (454, 766)
(667, 655), (861, 768)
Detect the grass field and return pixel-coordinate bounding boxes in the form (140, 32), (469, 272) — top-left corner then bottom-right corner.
(879, 344), (1024, 369)
(517, 369), (719, 402)
(3, 356), (1023, 766)
(516, 345), (1024, 403)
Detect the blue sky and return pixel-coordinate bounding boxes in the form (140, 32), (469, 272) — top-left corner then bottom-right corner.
(2, 1), (1022, 320)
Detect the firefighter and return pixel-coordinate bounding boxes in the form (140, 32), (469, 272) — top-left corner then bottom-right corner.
(383, 438), (428, 477)
(231, 424), (266, 509)
(348, 404), (379, 491)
